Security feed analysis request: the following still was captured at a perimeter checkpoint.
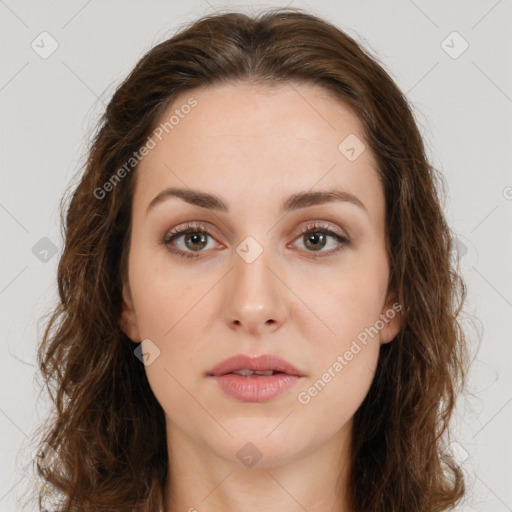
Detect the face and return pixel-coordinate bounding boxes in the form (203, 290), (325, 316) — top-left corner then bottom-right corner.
(119, 81), (401, 469)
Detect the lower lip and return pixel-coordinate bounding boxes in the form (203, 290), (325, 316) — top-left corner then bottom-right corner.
(210, 373), (302, 402)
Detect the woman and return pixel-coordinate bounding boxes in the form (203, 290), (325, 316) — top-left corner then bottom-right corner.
(32, 7), (470, 512)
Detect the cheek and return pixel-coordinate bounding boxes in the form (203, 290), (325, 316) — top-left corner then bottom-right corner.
(129, 247), (209, 339)
(289, 274), (385, 438)
(128, 249), (220, 386)
(287, 252), (387, 414)
(290, 249), (389, 346)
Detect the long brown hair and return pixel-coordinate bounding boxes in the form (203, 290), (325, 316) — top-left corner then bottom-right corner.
(30, 7), (471, 511)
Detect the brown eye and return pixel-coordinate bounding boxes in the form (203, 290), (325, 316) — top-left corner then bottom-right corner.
(162, 222), (219, 260)
(181, 231), (209, 251)
(292, 222), (349, 259)
(162, 221), (349, 260)
(303, 231), (328, 251)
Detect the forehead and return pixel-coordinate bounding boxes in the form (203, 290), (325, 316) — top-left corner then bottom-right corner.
(162, 80), (367, 143)
(133, 81), (383, 222)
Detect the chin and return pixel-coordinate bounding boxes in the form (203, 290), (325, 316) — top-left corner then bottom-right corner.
(206, 425), (313, 469)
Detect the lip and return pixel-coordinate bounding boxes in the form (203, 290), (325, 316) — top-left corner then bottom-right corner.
(207, 354), (306, 403)
(208, 354), (305, 377)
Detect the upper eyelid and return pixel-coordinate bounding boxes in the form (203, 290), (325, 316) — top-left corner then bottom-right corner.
(165, 220), (348, 239)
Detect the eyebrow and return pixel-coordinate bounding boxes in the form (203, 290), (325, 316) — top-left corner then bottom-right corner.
(146, 186), (367, 215)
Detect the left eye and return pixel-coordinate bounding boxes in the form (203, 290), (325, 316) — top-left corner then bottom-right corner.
(162, 221), (349, 260)
(292, 225), (349, 258)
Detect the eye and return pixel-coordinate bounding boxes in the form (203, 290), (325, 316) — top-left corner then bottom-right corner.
(162, 221), (350, 260)
(162, 222), (220, 260)
(289, 221), (350, 259)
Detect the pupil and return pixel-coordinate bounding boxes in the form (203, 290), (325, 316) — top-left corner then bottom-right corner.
(305, 232), (325, 251)
(186, 232), (206, 250)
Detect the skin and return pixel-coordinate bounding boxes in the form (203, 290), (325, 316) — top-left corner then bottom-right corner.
(119, 81), (401, 512)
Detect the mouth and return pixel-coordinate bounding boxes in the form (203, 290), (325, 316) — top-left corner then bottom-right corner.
(207, 354), (306, 403)
(225, 369), (288, 376)
(207, 353), (305, 377)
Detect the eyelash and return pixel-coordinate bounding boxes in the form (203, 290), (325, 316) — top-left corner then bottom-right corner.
(161, 221), (350, 260)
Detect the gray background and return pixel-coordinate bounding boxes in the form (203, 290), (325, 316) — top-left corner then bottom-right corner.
(1, 1), (511, 511)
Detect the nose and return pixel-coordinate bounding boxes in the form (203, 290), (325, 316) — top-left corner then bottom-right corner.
(222, 243), (287, 337)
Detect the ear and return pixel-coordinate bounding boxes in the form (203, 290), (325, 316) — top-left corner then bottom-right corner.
(378, 294), (403, 344)
(119, 282), (141, 343)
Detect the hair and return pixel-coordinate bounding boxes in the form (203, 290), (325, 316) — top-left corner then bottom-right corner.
(29, 6), (471, 512)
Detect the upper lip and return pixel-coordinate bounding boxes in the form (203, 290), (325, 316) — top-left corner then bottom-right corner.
(208, 354), (305, 377)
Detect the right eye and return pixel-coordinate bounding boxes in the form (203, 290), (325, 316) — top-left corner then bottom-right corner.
(162, 222), (222, 259)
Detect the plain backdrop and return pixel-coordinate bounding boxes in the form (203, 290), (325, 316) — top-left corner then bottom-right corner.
(1, 1), (511, 511)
